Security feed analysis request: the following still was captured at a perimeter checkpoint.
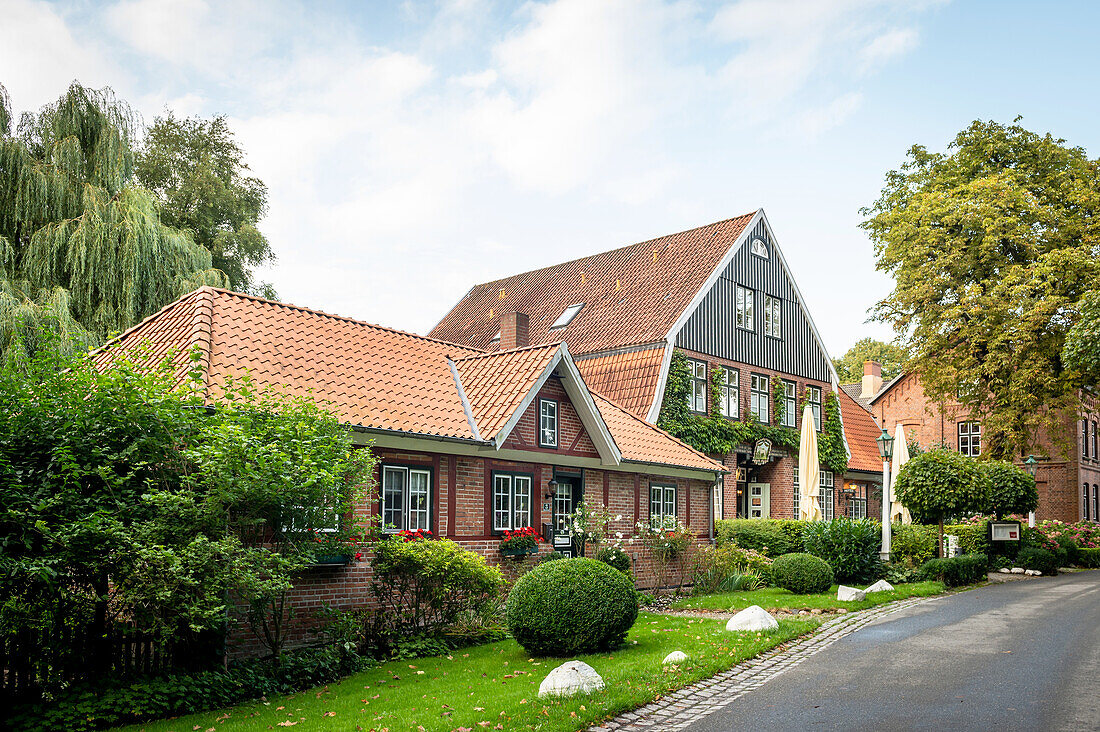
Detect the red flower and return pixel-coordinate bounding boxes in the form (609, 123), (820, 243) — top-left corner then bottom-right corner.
(354, 551), (363, 561)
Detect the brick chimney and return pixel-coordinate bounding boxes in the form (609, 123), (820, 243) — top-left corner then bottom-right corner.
(861, 360), (883, 399)
(500, 312), (529, 350)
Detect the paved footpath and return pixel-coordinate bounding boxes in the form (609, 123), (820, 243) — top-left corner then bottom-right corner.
(590, 595), (934, 731)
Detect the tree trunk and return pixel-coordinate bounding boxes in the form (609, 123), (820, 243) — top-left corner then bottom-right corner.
(938, 518), (945, 559)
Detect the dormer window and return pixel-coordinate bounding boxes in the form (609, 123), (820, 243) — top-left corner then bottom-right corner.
(751, 237), (768, 258)
(550, 303), (584, 329)
(539, 399), (559, 447)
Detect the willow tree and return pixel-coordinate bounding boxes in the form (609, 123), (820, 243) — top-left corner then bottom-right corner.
(0, 82), (225, 360)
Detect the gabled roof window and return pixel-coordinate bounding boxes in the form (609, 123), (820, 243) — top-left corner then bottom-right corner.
(550, 303), (584, 329)
(751, 237), (768, 258)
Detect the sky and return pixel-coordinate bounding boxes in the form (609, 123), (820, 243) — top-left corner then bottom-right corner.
(3, 0), (1099, 357)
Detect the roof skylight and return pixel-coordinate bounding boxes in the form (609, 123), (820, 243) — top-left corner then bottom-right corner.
(550, 303), (584, 329)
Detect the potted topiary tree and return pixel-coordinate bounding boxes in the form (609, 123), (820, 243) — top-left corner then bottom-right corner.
(893, 449), (992, 558)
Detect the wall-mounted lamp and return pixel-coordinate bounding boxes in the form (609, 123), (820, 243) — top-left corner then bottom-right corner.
(545, 478), (558, 500)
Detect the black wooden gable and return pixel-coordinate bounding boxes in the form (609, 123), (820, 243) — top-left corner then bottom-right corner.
(675, 218), (833, 383)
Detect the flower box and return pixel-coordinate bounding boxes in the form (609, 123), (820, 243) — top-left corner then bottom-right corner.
(500, 546), (538, 558)
(312, 553), (351, 566)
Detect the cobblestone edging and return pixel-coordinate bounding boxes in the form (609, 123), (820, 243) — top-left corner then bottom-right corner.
(590, 595), (938, 731)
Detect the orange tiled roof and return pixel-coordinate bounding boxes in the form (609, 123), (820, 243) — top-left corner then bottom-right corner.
(839, 388), (883, 473)
(429, 213), (757, 355)
(95, 288), (723, 474)
(576, 345), (667, 419)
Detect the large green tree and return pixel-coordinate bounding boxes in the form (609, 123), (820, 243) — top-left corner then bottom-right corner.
(136, 114), (274, 296)
(0, 82), (225, 360)
(863, 119), (1100, 459)
(832, 337), (908, 384)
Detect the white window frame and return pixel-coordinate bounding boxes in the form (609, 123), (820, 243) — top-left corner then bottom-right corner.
(493, 472), (533, 532)
(750, 373), (770, 424)
(958, 421), (981, 457)
(818, 470), (834, 521)
(550, 303), (584, 329)
(807, 385), (822, 431)
(736, 285), (755, 331)
(719, 366), (739, 419)
(381, 465), (432, 533)
(847, 483), (867, 519)
(780, 379), (797, 427)
(687, 358), (708, 414)
(792, 467), (800, 519)
(539, 399), (559, 448)
(650, 483), (677, 528)
(764, 295), (782, 339)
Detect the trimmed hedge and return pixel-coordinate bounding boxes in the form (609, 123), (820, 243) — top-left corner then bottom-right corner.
(595, 546), (632, 574)
(505, 558), (638, 656)
(1017, 547), (1058, 576)
(4, 645), (368, 732)
(715, 519), (801, 557)
(919, 553), (988, 587)
(770, 553), (834, 595)
(891, 523), (938, 566)
(1078, 548), (1100, 568)
(801, 518), (883, 583)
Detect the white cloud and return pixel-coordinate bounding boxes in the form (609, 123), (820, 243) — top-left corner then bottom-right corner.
(860, 28), (919, 70)
(791, 91), (864, 139)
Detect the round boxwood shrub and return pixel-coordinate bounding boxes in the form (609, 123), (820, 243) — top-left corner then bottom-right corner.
(595, 546), (631, 574)
(770, 552), (834, 595)
(505, 558), (638, 655)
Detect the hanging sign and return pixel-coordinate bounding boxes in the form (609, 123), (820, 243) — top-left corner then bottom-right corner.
(752, 438), (773, 464)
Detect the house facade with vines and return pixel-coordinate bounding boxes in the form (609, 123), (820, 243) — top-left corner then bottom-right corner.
(431, 209), (883, 523)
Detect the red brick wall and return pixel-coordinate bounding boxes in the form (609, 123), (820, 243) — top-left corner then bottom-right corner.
(501, 377), (598, 457)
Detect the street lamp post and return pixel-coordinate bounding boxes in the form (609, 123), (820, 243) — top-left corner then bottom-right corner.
(1024, 455), (1037, 528)
(877, 428), (895, 561)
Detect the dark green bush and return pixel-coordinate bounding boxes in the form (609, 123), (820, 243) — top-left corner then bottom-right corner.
(505, 558), (638, 656)
(595, 546), (632, 574)
(714, 519), (798, 557)
(1078, 548), (1100, 568)
(977, 460), (1038, 518)
(919, 553), (988, 587)
(770, 553), (834, 595)
(801, 518), (883, 583)
(538, 551), (567, 563)
(1054, 533), (1078, 565)
(1017, 547), (1057, 576)
(943, 520), (992, 557)
(890, 523), (938, 566)
(3, 645), (368, 732)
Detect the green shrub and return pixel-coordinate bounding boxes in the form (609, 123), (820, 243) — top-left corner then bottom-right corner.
(4, 645), (368, 732)
(919, 553), (988, 587)
(538, 551), (567, 563)
(770, 553), (834, 595)
(702, 543), (774, 584)
(714, 519), (799, 557)
(943, 519), (992, 557)
(801, 518), (883, 583)
(505, 558), (638, 656)
(1017, 547), (1058, 576)
(690, 545), (764, 594)
(977, 460), (1039, 518)
(891, 523), (938, 566)
(595, 546), (632, 574)
(1078, 548), (1100, 568)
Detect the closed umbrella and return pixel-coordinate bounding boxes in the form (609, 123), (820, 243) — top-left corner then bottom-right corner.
(798, 403), (822, 521)
(890, 423), (913, 524)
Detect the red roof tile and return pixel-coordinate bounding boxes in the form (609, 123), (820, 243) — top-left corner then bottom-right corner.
(576, 346), (667, 419)
(839, 388), (883, 473)
(592, 392), (718, 472)
(429, 214), (757, 355)
(454, 343), (561, 440)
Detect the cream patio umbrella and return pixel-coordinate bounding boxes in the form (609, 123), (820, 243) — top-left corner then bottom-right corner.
(798, 403), (822, 521)
(890, 423), (913, 524)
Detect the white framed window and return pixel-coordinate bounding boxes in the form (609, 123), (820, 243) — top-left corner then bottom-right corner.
(750, 373), (770, 423)
(793, 467), (800, 519)
(650, 483), (676, 528)
(764, 295), (782, 339)
(806, 385), (822, 431)
(493, 472), (533, 531)
(687, 358), (708, 413)
(550, 303), (584, 329)
(736, 285), (754, 331)
(818, 470), (834, 521)
(719, 366), (739, 418)
(539, 399), (559, 448)
(1085, 483), (1091, 522)
(751, 237), (768, 258)
(381, 465), (432, 532)
(958, 421), (981, 457)
(780, 380), (797, 427)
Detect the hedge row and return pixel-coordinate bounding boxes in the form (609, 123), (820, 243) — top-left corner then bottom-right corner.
(919, 554), (987, 587)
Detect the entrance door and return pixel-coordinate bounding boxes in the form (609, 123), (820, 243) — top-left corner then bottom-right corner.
(552, 474), (581, 556)
(748, 482), (770, 519)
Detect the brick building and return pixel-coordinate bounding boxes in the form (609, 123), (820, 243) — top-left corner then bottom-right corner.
(432, 209), (884, 522)
(97, 287), (725, 616)
(860, 361), (1100, 524)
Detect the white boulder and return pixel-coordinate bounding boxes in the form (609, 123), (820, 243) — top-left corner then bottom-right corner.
(1010, 567), (1026, 574)
(998, 568), (1012, 574)
(725, 605), (779, 632)
(662, 651), (688, 665)
(837, 585), (867, 602)
(538, 660), (605, 698)
(1024, 569), (1042, 576)
(865, 580), (895, 593)
(1033, 570), (1042, 576)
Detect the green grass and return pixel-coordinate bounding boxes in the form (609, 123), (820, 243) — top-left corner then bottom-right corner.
(118, 613), (817, 732)
(669, 581), (946, 613)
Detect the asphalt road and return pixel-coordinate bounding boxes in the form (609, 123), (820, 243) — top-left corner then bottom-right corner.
(686, 570), (1100, 732)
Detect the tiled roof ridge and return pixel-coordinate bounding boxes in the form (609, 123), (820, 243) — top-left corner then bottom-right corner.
(466, 212), (758, 289)
(590, 389), (721, 468)
(573, 340), (668, 360)
(200, 287), (487, 355)
(452, 340), (564, 362)
(91, 286), (214, 359)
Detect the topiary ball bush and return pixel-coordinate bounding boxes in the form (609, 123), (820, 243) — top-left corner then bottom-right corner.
(505, 558), (638, 656)
(771, 552), (834, 595)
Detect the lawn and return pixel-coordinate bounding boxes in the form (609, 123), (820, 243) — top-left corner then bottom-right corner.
(669, 581), (946, 613)
(119, 613), (817, 732)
